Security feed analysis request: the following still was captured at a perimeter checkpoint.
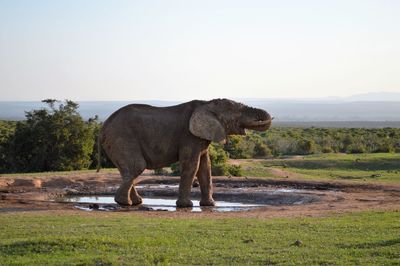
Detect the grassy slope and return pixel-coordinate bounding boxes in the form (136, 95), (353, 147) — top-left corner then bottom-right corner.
(239, 153), (400, 183)
(0, 211), (399, 265)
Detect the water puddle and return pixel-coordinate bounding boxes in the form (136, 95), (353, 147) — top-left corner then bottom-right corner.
(59, 185), (323, 212)
(135, 184), (179, 189)
(66, 196), (262, 212)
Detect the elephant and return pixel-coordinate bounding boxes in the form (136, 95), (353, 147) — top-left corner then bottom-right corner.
(100, 98), (272, 208)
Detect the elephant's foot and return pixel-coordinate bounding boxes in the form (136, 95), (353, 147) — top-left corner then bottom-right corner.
(176, 198), (193, 208)
(200, 198), (215, 207)
(130, 194), (143, 206)
(115, 185), (132, 206)
(129, 186), (143, 205)
(114, 194), (132, 206)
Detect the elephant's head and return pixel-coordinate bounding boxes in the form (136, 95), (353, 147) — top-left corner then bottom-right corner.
(189, 99), (272, 143)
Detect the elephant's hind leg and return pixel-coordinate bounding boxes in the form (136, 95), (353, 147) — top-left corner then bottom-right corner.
(113, 153), (146, 206)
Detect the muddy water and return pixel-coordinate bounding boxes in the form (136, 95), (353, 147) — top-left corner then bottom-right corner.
(63, 186), (322, 212)
(67, 196), (263, 212)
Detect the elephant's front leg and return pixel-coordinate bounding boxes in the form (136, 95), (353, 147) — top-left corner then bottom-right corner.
(176, 151), (201, 208)
(197, 152), (215, 206)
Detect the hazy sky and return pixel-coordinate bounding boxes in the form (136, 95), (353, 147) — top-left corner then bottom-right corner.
(1, 0), (399, 101)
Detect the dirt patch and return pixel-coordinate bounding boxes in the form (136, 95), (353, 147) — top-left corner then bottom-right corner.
(12, 178), (42, 188)
(0, 172), (399, 218)
(43, 177), (76, 188)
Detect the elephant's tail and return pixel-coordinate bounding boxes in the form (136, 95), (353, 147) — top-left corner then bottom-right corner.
(96, 131), (101, 173)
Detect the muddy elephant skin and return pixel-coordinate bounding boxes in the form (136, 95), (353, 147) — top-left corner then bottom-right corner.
(100, 99), (272, 207)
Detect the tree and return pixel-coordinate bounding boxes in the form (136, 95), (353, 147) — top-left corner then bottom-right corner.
(7, 100), (96, 172)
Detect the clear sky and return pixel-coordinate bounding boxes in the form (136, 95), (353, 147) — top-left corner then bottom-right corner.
(0, 0), (399, 101)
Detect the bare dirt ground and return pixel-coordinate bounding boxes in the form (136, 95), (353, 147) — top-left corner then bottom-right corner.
(0, 171), (399, 219)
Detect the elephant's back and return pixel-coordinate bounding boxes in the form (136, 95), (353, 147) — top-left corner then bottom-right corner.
(100, 101), (203, 145)
(102, 101), (205, 131)
(102, 104), (154, 127)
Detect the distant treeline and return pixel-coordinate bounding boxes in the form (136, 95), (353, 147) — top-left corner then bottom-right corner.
(0, 100), (399, 174)
(273, 121), (400, 128)
(226, 127), (400, 159)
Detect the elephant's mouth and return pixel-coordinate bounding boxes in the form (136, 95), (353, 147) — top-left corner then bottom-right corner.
(243, 119), (272, 131)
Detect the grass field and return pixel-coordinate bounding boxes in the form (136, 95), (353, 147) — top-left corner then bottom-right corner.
(0, 211), (399, 265)
(239, 153), (400, 183)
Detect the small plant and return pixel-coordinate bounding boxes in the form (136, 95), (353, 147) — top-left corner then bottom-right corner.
(211, 164), (227, 176)
(227, 164), (243, 176)
(154, 168), (168, 176)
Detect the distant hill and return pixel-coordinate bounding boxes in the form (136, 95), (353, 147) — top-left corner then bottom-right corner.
(1, 94), (400, 128)
(344, 92), (400, 102)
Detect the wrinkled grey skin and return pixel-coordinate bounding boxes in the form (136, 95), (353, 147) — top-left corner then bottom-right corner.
(100, 99), (272, 207)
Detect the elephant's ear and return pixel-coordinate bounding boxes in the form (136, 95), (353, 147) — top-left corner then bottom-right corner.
(189, 107), (226, 143)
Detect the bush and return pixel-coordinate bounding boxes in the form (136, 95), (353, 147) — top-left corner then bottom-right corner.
(5, 100), (96, 172)
(211, 164), (227, 176)
(296, 139), (316, 155)
(154, 168), (169, 175)
(374, 141), (394, 153)
(227, 164), (243, 176)
(209, 143), (229, 165)
(253, 142), (271, 157)
(322, 146), (334, 153)
(347, 144), (366, 154)
(224, 135), (246, 158)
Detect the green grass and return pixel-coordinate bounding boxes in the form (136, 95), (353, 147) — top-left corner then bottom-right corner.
(0, 211), (399, 265)
(239, 153), (400, 183)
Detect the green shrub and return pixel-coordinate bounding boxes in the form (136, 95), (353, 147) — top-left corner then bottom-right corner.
(227, 164), (243, 176)
(209, 143), (229, 165)
(253, 142), (271, 157)
(5, 100), (96, 173)
(211, 164), (227, 176)
(322, 146), (334, 153)
(154, 168), (169, 175)
(347, 144), (366, 154)
(296, 139), (316, 155)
